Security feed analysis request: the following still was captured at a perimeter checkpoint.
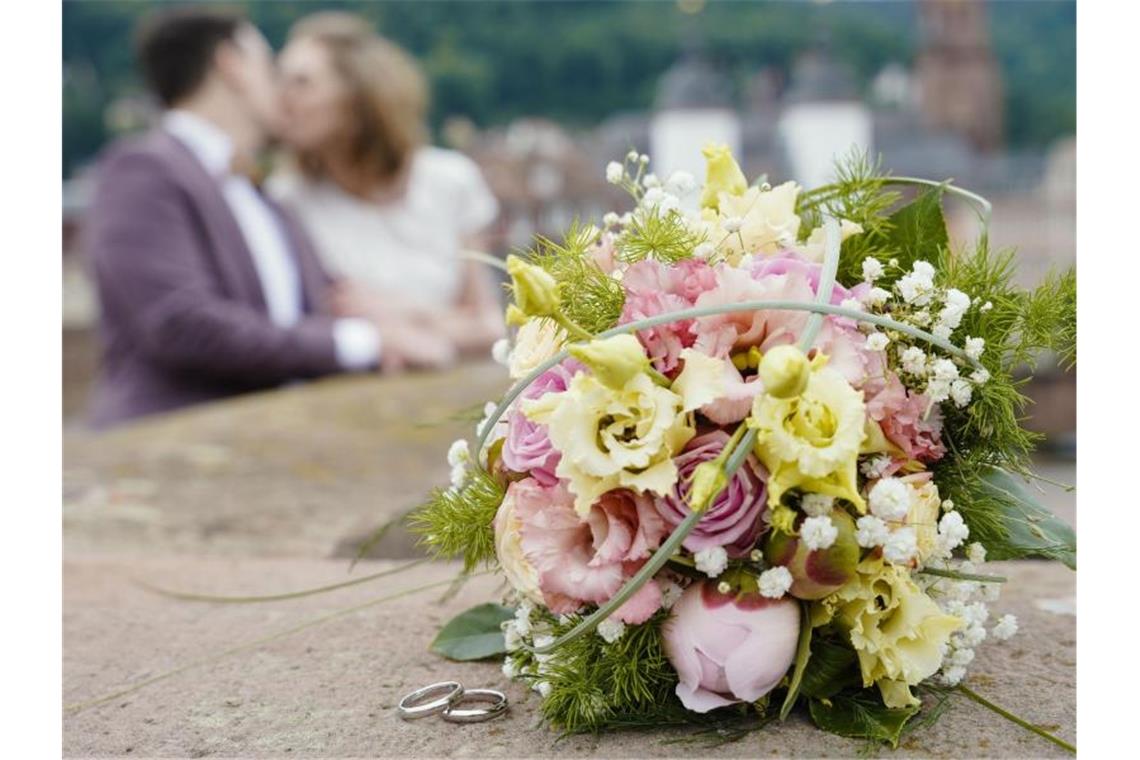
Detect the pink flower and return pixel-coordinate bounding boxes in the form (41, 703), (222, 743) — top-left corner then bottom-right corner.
(501, 361), (581, 484)
(865, 372), (946, 463)
(513, 478), (669, 624)
(663, 581), (800, 712)
(589, 232), (618, 274)
(620, 259), (718, 374)
(655, 431), (768, 557)
(693, 257), (874, 388)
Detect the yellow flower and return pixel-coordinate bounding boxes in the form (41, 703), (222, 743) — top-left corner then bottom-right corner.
(701, 181), (802, 263)
(799, 219), (865, 263)
(506, 254), (561, 318)
(758, 344), (811, 399)
(813, 557), (963, 708)
(508, 318), (566, 380)
(524, 372), (695, 517)
(901, 474), (942, 564)
(568, 334), (651, 390)
(749, 361), (867, 511)
(699, 143), (748, 211)
(670, 348), (727, 411)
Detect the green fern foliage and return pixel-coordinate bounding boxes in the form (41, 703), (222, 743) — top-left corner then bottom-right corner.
(406, 467), (504, 572)
(523, 221), (626, 334)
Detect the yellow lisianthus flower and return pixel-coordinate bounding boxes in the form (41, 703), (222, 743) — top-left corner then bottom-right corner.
(508, 318), (566, 380)
(701, 182), (803, 263)
(699, 143), (748, 210)
(749, 359), (867, 512)
(524, 372), (695, 517)
(812, 557), (964, 708)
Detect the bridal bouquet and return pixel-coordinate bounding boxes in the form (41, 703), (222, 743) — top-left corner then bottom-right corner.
(408, 146), (1075, 747)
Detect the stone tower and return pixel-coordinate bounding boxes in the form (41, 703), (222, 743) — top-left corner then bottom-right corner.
(915, 0), (1004, 151)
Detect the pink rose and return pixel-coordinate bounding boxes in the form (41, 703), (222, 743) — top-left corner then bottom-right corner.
(501, 361), (581, 484)
(620, 259), (718, 374)
(514, 479), (668, 624)
(655, 431), (768, 557)
(663, 581), (800, 713)
(865, 372), (946, 463)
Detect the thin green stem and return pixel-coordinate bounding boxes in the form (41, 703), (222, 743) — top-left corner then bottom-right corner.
(916, 567), (1007, 584)
(956, 684), (1075, 754)
(529, 427), (758, 656)
(459, 249), (508, 272)
(135, 558), (430, 604)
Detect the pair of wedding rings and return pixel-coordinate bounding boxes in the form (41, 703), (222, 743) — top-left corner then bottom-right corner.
(397, 681), (508, 723)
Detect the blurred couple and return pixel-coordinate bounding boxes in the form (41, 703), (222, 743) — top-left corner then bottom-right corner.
(85, 7), (504, 428)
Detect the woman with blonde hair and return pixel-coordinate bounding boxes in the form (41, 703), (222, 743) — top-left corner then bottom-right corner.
(270, 12), (503, 370)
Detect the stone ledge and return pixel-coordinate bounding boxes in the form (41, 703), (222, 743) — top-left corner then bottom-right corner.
(64, 554), (1075, 758)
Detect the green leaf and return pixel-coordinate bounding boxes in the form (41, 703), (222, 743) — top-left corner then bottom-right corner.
(971, 465), (1076, 569)
(430, 603), (515, 661)
(779, 602), (812, 719)
(809, 693), (920, 749)
(799, 638), (861, 700)
(883, 186), (948, 272)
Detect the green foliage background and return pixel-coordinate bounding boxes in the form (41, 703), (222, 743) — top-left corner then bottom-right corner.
(63, 0), (1075, 177)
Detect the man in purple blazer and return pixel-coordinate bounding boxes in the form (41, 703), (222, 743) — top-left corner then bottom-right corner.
(84, 7), (444, 428)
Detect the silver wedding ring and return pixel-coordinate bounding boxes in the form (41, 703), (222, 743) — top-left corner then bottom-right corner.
(441, 688), (509, 723)
(397, 681), (464, 720)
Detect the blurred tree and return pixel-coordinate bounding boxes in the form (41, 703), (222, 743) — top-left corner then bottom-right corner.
(61, 0), (1074, 178)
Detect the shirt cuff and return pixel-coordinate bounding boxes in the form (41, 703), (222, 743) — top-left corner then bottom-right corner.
(333, 318), (381, 370)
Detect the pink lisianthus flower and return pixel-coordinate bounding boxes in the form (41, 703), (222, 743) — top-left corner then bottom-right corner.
(656, 430), (768, 557)
(663, 581), (800, 713)
(620, 258), (718, 374)
(501, 361), (581, 485)
(699, 360), (763, 424)
(514, 478), (669, 624)
(589, 232), (618, 275)
(865, 372), (947, 463)
(693, 256), (874, 387)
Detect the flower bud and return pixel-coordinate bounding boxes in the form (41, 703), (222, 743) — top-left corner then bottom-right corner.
(699, 143), (748, 211)
(758, 344), (811, 399)
(567, 334), (651, 390)
(504, 304), (529, 328)
(687, 460), (729, 514)
(506, 255), (561, 318)
(764, 508), (859, 600)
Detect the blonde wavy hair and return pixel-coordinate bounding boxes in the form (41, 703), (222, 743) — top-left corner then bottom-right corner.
(289, 12), (428, 185)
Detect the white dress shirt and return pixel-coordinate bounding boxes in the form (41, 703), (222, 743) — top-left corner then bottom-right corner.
(163, 110), (379, 369)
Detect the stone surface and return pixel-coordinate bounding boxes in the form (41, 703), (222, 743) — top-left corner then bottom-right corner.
(63, 362), (1077, 758)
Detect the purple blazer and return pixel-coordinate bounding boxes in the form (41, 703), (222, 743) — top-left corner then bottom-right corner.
(83, 130), (345, 428)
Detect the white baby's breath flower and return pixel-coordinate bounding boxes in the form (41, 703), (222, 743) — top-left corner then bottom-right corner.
(970, 367), (991, 385)
(642, 172), (660, 189)
(535, 681), (553, 698)
(694, 546), (728, 577)
(597, 617), (626, 643)
(961, 623), (987, 647)
(938, 288), (971, 330)
(933, 325), (952, 340)
(855, 515), (890, 548)
(665, 170), (696, 196)
(602, 211), (620, 227)
(862, 257), (885, 282)
(491, 338), (511, 365)
(801, 493), (835, 517)
(900, 346), (928, 376)
(992, 614), (1018, 641)
(940, 665), (967, 687)
(930, 358), (959, 382)
(949, 647), (976, 667)
(658, 580), (684, 610)
(502, 659), (519, 679)
(883, 527), (918, 565)
(619, 212), (633, 226)
(840, 297), (863, 313)
(980, 301), (993, 312)
(625, 150), (639, 163)
(964, 337), (985, 361)
(866, 332), (890, 352)
(897, 261), (935, 305)
(605, 161), (624, 184)
(758, 566), (793, 598)
(801, 515), (838, 550)
(950, 378), (973, 408)
(937, 510), (970, 553)
(865, 287), (891, 307)
(692, 242), (715, 260)
(722, 216), (744, 234)
(447, 439), (470, 468)
(860, 455), (892, 480)
(869, 477), (912, 521)
(966, 542), (988, 564)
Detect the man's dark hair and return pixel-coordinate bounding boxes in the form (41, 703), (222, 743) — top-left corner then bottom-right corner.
(135, 7), (246, 107)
